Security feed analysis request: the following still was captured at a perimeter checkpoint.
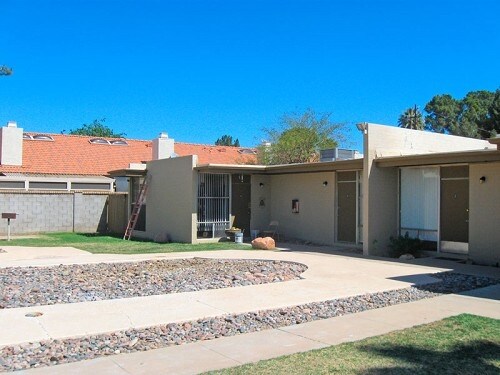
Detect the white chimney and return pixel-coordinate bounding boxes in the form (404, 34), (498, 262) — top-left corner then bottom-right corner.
(152, 132), (175, 160)
(0, 121), (23, 166)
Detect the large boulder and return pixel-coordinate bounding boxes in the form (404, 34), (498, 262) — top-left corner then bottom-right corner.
(251, 237), (276, 250)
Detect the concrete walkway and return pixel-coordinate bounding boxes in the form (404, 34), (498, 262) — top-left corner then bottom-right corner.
(0, 245), (498, 374)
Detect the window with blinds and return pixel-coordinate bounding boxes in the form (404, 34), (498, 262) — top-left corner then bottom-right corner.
(400, 167), (439, 241)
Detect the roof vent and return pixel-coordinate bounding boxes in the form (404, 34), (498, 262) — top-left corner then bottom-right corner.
(32, 134), (54, 141)
(238, 148), (257, 154)
(89, 138), (110, 145)
(110, 140), (128, 145)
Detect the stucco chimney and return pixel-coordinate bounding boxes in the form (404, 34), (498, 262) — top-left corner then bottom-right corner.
(0, 121), (23, 166)
(152, 132), (175, 160)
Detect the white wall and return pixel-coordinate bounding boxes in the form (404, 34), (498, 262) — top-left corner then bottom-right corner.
(0, 124), (23, 166)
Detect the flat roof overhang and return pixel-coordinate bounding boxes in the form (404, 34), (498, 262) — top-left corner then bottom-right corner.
(195, 158), (363, 175)
(107, 168), (147, 177)
(375, 149), (500, 168)
(489, 136), (500, 149)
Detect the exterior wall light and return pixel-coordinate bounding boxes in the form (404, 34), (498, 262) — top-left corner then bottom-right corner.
(323, 181), (328, 186)
(479, 176), (486, 184)
(259, 182), (264, 187)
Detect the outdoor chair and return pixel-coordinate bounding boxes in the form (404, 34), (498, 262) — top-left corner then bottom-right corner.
(261, 220), (280, 241)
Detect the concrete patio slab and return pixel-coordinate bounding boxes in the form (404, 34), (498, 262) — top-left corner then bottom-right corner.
(2, 246), (499, 374)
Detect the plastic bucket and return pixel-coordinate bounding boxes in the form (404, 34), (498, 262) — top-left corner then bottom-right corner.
(235, 232), (243, 243)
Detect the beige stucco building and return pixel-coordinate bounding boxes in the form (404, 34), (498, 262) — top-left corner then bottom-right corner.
(137, 124), (500, 266)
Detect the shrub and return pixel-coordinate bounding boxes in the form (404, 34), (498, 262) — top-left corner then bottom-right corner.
(388, 232), (423, 258)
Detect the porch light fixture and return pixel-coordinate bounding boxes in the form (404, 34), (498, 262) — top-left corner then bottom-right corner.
(322, 181), (328, 187)
(479, 176), (486, 184)
(259, 182), (264, 188)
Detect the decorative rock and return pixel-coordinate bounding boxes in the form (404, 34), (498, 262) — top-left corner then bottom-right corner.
(25, 312), (43, 318)
(251, 237), (276, 250)
(399, 253), (415, 260)
(128, 338), (139, 348)
(0, 258), (306, 309)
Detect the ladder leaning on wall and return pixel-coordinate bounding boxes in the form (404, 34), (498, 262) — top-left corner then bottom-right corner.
(123, 174), (151, 240)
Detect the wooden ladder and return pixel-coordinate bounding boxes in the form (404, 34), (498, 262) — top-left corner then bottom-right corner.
(123, 174), (151, 240)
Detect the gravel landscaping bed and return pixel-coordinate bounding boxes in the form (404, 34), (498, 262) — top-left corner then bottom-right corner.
(0, 258), (308, 309)
(0, 271), (497, 372)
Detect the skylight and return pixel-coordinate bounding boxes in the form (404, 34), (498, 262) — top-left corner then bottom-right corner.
(31, 134), (54, 141)
(238, 148), (257, 154)
(89, 138), (128, 145)
(89, 138), (110, 144)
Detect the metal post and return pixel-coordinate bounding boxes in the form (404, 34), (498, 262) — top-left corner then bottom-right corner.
(7, 218), (11, 241)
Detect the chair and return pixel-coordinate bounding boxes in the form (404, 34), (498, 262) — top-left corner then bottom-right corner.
(261, 220), (280, 241)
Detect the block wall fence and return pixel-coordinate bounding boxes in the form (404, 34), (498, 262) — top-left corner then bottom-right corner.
(0, 191), (128, 235)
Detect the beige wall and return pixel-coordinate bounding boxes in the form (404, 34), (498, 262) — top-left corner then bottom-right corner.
(145, 155), (197, 243)
(250, 174), (271, 232)
(362, 124), (495, 256)
(266, 172), (336, 245)
(469, 162), (500, 266)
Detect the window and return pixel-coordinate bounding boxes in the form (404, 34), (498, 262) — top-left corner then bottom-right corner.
(71, 183), (111, 190)
(29, 181), (67, 190)
(0, 181), (25, 189)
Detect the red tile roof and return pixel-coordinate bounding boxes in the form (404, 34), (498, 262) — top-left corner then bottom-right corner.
(0, 133), (257, 176)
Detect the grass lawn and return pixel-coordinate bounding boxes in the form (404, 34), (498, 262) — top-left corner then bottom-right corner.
(2, 232), (251, 254)
(209, 314), (500, 375)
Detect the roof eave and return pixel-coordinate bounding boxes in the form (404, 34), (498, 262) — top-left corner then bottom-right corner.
(195, 158), (364, 174)
(375, 149), (500, 168)
(107, 168), (148, 177)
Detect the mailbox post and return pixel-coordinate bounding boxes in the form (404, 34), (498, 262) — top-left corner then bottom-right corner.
(2, 213), (17, 241)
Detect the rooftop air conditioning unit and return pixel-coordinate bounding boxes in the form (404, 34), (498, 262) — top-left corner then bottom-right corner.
(320, 148), (360, 162)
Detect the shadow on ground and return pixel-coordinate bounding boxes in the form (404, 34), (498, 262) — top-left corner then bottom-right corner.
(359, 340), (500, 374)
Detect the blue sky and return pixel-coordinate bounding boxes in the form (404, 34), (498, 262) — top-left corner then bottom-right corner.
(2, 0), (499, 150)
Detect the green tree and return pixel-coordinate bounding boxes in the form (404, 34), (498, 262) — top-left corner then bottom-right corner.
(258, 109), (344, 165)
(484, 90), (500, 137)
(398, 105), (424, 130)
(0, 66), (13, 76)
(424, 90), (497, 138)
(424, 94), (462, 135)
(215, 135), (240, 147)
(69, 118), (125, 138)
